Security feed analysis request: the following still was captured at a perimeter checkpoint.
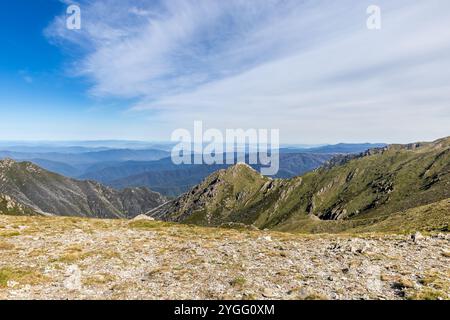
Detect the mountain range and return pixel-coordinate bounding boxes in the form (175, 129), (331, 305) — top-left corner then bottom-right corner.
(148, 137), (450, 233)
(0, 142), (385, 197)
(1, 138), (448, 234)
(81, 152), (335, 196)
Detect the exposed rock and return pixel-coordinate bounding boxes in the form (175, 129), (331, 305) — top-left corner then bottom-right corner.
(132, 214), (155, 221)
(411, 232), (425, 243)
(63, 265), (82, 291)
(259, 235), (272, 242)
(262, 288), (275, 298)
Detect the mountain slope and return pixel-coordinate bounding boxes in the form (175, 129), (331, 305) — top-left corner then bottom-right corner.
(148, 137), (450, 232)
(149, 163), (273, 224)
(0, 194), (39, 216)
(28, 158), (83, 177)
(0, 159), (167, 218)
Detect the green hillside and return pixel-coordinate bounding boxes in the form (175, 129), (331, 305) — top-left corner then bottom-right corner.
(149, 137), (450, 233)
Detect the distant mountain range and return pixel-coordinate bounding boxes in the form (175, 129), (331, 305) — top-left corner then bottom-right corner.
(0, 159), (166, 218)
(0, 148), (170, 166)
(280, 143), (387, 154)
(81, 153), (335, 196)
(148, 137), (450, 233)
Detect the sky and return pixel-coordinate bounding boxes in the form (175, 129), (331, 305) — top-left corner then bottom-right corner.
(0, 0), (449, 144)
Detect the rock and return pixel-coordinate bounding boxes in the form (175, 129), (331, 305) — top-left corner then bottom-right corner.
(441, 250), (450, 258)
(365, 265), (382, 293)
(262, 288), (275, 298)
(259, 235), (272, 242)
(63, 265), (82, 291)
(132, 214), (155, 221)
(7, 280), (19, 288)
(411, 232), (424, 243)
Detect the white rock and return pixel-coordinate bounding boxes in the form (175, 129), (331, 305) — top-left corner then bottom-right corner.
(262, 288), (275, 298)
(411, 232), (424, 243)
(64, 265), (82, 291)
(132, 214), (155, 221)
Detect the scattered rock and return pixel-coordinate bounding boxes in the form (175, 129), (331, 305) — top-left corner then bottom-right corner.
(0, 214), (448, 300)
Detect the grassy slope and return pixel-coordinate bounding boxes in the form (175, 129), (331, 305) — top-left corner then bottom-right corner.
(265, 138), (450, 232)
(275, 198), (449, 234)
(155, 137), (450, 233)
(181, 164), (273, 225)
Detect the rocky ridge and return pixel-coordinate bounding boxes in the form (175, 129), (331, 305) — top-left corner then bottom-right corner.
(0, 159), (167, 218)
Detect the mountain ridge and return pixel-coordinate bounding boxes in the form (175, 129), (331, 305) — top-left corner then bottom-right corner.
(0, 158), (167, 218)
(148, 137), (450, 233)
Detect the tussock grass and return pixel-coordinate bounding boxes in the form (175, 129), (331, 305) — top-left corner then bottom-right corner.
(0, 267), (47, 288)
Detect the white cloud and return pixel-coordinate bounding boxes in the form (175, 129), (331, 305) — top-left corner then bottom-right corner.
(46, 0), (450, 143)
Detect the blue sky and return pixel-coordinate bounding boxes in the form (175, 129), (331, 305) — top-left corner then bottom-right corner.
(1, 0), (449, 143)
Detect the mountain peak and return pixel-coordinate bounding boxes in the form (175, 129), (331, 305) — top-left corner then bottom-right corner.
(147, 161), (271, 224)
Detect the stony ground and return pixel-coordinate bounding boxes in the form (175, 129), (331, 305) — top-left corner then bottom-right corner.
(0, 215), (449, 300)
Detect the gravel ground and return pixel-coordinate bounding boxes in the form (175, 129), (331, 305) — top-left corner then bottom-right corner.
(0, 215), (449, 300)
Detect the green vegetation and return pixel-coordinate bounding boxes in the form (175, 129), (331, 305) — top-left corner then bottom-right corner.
(230, 276), (247, 288)
(0, 267), (46, 288)
(153, 137), (450, 234)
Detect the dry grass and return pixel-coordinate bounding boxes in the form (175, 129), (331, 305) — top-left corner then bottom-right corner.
(0, 241), (15, 250)
(0, 267), (47, 288)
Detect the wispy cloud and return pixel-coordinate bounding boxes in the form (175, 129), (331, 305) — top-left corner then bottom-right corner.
(46, 0), (450, 143)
